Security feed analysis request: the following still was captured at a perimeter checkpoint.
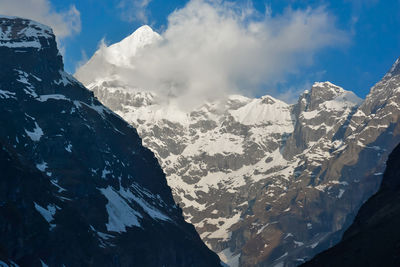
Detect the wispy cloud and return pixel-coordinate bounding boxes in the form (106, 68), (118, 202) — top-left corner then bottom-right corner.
(345, 0), (379, 31)
(75, 49), (89, 72)
(0, 0), (81, 39)
(118, 0), (152, 23)
(77, 0), (350, 109)
(74, 38), (109, 72)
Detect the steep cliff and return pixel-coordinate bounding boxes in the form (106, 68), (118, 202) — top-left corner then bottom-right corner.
(0, 16), (221, 267)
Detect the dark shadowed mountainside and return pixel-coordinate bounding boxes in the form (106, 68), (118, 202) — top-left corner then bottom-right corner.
(0, 16), (221, 267)
(302, 143), (400, 267)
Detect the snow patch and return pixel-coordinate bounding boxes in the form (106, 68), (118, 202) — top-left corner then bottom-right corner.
(101, 168), (111, 179)
(50, 179), (66, 193)
(257, 221), (278, 235)
(65, 142), (72, 152)
(322, 90), (362, 111)
(36, 161), (48, 172)
(202, 213), (241, 241)
(25, 122), (43, 141)
(119, 187), (171, 222)
(0, 260), (19, 267)
(293, 240), (304, 247)
(54, 71), (74, 86)
(34, 202), (57, 230)
(218, 248), (240, 267)
(37, 94), (68, 102)
(99, 186), (142, 232)
(274, 252), (288, 262)
(284, 233), (294, 239)
(337, 189), (345, 198)
(40, 260), (49, 267)
(301, 110), (319, 120)
(15, 69), (38, 97)
(0, 89), (16, 99)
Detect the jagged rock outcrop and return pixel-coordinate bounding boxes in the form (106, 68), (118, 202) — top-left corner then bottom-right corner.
(76, 24), (400, 266)
(0, 16), (221, 267)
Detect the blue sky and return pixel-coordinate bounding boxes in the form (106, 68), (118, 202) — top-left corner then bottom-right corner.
(2, 0), (400, 100)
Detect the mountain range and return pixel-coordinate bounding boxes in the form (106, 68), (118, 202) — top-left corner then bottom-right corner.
(76, 25), (400, 266)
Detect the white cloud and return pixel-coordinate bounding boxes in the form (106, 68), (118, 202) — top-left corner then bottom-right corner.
(75, 49), (89, 71)
(77, 0), (349, 109)
(0, 0), (81, 39)
(275, 82), (312, 104)
(74, 38), (109, 72)
(118, 0), (152, 23)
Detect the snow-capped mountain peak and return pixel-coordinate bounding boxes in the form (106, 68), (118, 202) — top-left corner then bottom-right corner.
(75, 25), (161, 85)
(105, 25), (161, 67)
(312, 81), (343, 91)
(303, 81), (362, 111)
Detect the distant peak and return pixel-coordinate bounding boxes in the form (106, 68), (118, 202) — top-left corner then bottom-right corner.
(124, 25), (160, 43)
(133, 25), (154, 34)
(302, 81), (362, 109)
(310, 81), (346, 97)
(75, 24), (162, 83)
(385, 57), (400, 78)
(93, 24), (161, 68)
(312, 81), (344, 91)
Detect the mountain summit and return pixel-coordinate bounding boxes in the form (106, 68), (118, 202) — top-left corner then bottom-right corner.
(75, 25), (161, 85)
(0, 16), (221, 267)
(101, 25), (161, 67)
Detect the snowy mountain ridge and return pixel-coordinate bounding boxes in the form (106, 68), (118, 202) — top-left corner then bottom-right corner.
(76, 25), (400, 267)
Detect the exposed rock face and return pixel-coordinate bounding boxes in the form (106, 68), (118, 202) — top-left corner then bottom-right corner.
(301, 143), (400, 267)
(0, 16), (221, 267)
(76, 25), (400, 266)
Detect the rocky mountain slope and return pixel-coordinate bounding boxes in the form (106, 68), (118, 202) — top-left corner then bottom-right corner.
(302, 142), (400, 267)
(76, 25), (400, 266)
(0, 16), (221, 266)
